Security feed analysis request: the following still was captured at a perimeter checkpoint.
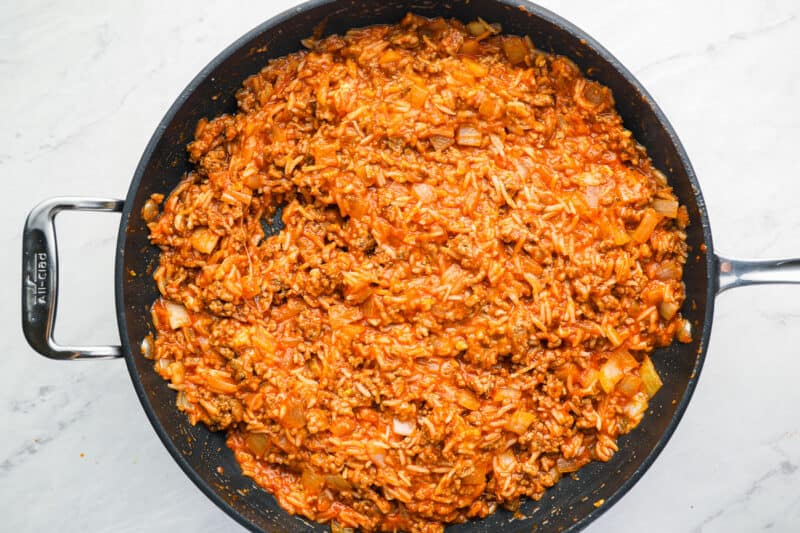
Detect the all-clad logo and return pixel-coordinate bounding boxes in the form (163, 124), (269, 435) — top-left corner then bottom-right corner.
(34, 252), (47, 305)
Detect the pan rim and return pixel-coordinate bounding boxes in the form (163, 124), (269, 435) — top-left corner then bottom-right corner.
(114, 1), (717, 531)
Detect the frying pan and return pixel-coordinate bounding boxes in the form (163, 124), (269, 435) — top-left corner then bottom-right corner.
(19, 0), (800, 531)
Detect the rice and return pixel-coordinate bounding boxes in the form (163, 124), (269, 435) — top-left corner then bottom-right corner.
(145, 13), (690, 533)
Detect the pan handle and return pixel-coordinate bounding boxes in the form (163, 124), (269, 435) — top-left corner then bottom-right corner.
(21, 197), (125, 360)
(716, 255), (800, 294)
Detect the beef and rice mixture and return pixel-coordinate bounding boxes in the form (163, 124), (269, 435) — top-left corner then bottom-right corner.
(145, 14), (691, 533)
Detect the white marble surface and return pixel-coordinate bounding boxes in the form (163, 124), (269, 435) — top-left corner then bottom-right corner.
(2, 0), (799, 531)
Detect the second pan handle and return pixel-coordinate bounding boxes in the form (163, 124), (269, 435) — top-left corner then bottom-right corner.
(21, 197), (124, 360)
(716, 255), (800, 294)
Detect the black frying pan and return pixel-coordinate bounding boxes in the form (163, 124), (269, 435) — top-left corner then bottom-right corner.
(20, 0), (800, 531)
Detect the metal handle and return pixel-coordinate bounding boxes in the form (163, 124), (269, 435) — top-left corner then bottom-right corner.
(716, 255), (800, 294)
(22, 197), (124, 360)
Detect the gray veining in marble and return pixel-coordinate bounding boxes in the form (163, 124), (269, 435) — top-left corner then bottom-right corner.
(2, 0), (799, 531)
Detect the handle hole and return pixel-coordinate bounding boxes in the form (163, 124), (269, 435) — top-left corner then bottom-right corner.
(51, 211), (120, 347)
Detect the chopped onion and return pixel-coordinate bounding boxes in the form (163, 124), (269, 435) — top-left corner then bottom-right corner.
(504, 410), (536, 435)
(245, 432), (269, 456)
(164, 301), (190, 329)
(408, 85), (428, 109)
(502, 36), (528, 64)
(412, 183), (436, 203)
(301, 468), (325, 495)
(140, 335), (154, 359)
(155, 358), (170, 373)
(623, 393), (649, 423)
(392, 417), (415, 436)
(429, 134), (454, 151)
(191, 227), (220, 254)
(582, 81), (608, 106)
(584, 185), (603, 209)
(616, 374), (642, 397)
(640, 356), (663, 398)
(367, 442), (386, 467)
(580, 367), (599, 389)
(378, 48), (402, 64)
(281, 402), (306, 429)
(493, 450), (517, 475)
(651, 198), (679, 218)
(599, 358), (623, 393)
(676, 318), (692, 343)
(466, 20), (487, 37)
(478, 96), (503, 119)
(456, 389), (481, 410)
(205, 372), (238, 394)
(612, 349), (638, 372)
(556, 457), (582, 474)
(176, 391), (191, 410)
(658, 300), (680, 320)
(460, 38), (481, 55)
(325, 474), (352, 492)
(463, 57), (488, 77)
(632, 209), (661, 243)
(456, 125), (482, 147)
(492, 386), (521, 403)
(141, 199), (159, 223)
(654, 261), (682, 281)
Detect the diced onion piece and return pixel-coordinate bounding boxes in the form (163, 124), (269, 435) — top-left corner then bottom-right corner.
(580, 367), (599, 389)
(244, 172), (264, 190)
(301, 468), (325, 495)
(456, 389), (481, 410)
(616, 374), (642, 397)
(460, 38), (481, 55)
(245, 432), (269, 457)
(654, 261), (682, 281)
(325, 474), (352, 492)
(652, 198), (679, 218)
(492, 386), (521, 403)
(155, 358), (170, 372)
(581, 81), (608, 106)
(504, 410), (536, 434)
(632, 209), (662, 243)
(502, 36), (528, 64)
(676, 318), (692, 343)
(392, 417), (415, 436)
(140, 335), (154, 359)
(623, 392), (649, 424)
(612, 349), (638, 372)
(367, 442), (386, 467)
(176, 391), (191, 410)
(141, 199), (159, 223)
(478, 96), (503, 119)
(466, 20), (487, 36)
(556, 457), (583, 474)
(463, 57), (488, 77)
(430, 135), (454, 151)
(205, 372), (238, 394)
(493, 450), (517, 475)
(378, 48), (402, 64)
(164, 301), (190, 329)
(456, 125), (482, 147)
(281, 402), (306, 429)
(658, 300), (680, 320)
(408, 85), (428, 109)
(640, 356), (663, 398)
(599, 358), (624, 393)
(412, 183), (436, 203)
(191, 227), (219, 254)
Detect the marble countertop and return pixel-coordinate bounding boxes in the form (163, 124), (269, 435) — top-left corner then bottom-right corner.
(3, 0), (799, 531)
